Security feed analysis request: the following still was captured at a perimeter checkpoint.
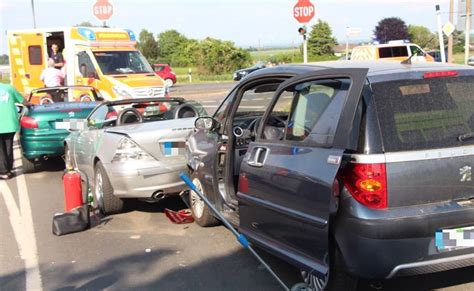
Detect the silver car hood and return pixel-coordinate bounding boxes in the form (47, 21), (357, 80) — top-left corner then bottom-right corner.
(105, 118), (196, 160)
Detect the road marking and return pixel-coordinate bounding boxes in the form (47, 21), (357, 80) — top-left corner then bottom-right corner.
(0, 139), (43, 291)
(203, 105), (218, 108)
(200, 100), (218, 104)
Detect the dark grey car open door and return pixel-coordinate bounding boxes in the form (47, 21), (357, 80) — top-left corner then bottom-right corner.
(237, 68), (368, 276)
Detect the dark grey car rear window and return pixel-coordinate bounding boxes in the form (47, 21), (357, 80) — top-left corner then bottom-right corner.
(372, 76), (474, 152)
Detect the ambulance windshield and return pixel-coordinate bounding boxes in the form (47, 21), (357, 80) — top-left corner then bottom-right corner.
(93, 51), (154, 75)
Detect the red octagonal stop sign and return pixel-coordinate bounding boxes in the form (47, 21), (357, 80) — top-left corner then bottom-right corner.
(293, 0), (315, 23)
(93, 0), (114, 22)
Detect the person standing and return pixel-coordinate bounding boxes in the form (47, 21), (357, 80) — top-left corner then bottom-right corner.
(50, 43), (64, 69)
(0, 84), (29, 179)
(40, 58), (64, 87)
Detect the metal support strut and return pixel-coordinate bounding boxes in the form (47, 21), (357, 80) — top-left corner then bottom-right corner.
(179, 172), (290, 291)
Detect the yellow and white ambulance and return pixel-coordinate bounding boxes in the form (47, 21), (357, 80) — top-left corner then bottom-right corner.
(8, 27), (166, 100)
(351, 41), (435, 63)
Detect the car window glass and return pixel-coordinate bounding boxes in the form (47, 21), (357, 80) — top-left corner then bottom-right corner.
(78, 52), (97, 78)
(270, 78), (350, 145)
(378, 46), (408, 58)
(235, 83), (280, 117)
(214, 89), (236, 124)
(410, 45), (423, 56)
(88, 105), (109, 129)
(372, 76), (474, 151)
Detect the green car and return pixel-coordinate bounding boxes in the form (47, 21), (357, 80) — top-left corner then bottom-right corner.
(20, 86), (103, 173)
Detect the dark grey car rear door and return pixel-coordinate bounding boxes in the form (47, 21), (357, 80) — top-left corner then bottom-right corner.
(237, 68), (368, 276)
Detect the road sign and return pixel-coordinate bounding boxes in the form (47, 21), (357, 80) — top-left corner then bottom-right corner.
(93, 0), (114, 22)
(293, 0), (315, 24)
(443, 21), (455, 37)
(346, 27), (362, 38)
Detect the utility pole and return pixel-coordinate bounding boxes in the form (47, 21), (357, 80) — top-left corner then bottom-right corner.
(30, 0), (37, 28)
(448, 0), (454, 63)
(436, 5), (447, 63)
(466, 0), (472, 65)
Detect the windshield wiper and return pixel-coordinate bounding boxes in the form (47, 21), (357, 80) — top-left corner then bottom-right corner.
(458, 132), (474, 142)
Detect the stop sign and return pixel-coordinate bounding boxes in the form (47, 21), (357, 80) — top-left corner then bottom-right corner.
(293, 0), (315, 23)
(93, 0), (114, 22)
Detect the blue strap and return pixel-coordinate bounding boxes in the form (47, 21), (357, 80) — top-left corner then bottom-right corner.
(179, 172), (197, 192)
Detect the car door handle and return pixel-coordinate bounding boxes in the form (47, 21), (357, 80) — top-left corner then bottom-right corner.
(247, 147), (267, 167)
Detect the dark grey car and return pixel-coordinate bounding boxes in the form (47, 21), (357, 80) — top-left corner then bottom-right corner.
(185, 61), (474, 290)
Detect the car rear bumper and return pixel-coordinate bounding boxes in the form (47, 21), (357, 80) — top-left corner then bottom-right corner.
(21, 130), (68, 159)
(102, 159), (187, 198)
(335, 194), (474, 279)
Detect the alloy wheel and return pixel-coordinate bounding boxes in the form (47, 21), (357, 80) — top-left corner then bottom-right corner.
(190, 178), (205, 218)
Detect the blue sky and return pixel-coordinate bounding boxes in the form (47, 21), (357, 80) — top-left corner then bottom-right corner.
(1, 0), (453, 54)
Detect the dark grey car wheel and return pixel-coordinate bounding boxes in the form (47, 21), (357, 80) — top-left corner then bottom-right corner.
(189, 173), (219, 227)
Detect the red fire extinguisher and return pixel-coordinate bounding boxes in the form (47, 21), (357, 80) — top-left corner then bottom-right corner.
(63, 170), (83, 212)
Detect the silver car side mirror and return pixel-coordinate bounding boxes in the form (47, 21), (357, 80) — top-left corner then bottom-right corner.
(195, 117), (217, 131)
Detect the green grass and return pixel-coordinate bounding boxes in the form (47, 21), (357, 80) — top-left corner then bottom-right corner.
(174, 67), (233, 83)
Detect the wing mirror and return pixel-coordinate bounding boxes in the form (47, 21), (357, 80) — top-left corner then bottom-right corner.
(195, 117), (219, 131)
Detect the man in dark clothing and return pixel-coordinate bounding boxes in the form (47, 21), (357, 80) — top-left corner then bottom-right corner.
(50, 43), (64, 69)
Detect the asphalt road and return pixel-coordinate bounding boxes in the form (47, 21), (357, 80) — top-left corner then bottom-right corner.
(1, 83), (473, 291)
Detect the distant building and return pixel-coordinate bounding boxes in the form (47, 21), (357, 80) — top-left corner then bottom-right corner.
(457, 0), (474, 32)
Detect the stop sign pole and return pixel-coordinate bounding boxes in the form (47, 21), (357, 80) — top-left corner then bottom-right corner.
(293, 0), (315, 63)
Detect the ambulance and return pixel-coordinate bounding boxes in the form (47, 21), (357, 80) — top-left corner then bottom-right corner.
(8, 27), (166, 100)
(350, 41), (435, 63)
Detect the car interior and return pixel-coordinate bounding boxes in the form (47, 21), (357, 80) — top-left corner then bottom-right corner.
(89, 101), (200, 129)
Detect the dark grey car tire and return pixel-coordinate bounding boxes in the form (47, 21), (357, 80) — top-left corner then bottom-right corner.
(22, 156), (37, 173)
(299, 246), (358, 291)
(189, 173), (220, 227)
(94, 161), (124, 215)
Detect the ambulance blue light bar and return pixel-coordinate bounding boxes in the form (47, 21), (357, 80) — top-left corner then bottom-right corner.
(78, 28), (96, 41)
(125, 29), (136, 41)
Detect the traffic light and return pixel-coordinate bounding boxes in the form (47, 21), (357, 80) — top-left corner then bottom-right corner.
(298, 26), (307, 40)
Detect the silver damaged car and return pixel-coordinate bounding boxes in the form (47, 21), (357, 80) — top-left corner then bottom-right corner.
(64, 97), (205, 215)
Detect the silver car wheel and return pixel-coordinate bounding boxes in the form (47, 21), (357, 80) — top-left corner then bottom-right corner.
(95, 170), (104, 209)
(301, 270), (329, 291)
(190, 178), (205, 218)
(165, 78), (174, 88)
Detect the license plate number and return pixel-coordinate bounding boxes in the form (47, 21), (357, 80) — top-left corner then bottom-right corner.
(435, 226), (474, 251)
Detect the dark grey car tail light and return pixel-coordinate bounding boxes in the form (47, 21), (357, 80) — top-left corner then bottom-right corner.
(340, 163), (388, 209)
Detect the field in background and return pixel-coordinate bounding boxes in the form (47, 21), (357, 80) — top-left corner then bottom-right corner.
(0, 76), (9, 84)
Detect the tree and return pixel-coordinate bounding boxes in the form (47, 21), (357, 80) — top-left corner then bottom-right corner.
(374, 17), (409, 43)
(138, 29), (159, 62)
(156, 30), (189, 63)
(307, 20), (338, 56)
(194, 38), (251, 74)
(407, 25), (437, 49)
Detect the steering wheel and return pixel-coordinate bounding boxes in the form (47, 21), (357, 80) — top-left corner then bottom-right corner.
(248, 115), (287, 139)
(116, 108), (144, 126)
(40, 97), (54, 105)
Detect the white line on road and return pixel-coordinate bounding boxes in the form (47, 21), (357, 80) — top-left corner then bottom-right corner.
(0, 139), (43, 291)
(203, 105), (218, 108)
(200, 100), (218, 103)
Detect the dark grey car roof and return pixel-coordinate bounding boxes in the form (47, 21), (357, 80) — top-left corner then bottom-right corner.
(246, 61), (474, 83)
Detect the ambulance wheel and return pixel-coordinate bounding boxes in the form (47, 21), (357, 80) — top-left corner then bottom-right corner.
(22, 156), (37, 174)
(165, 78), (174, 88)
(94, 161), (124, 215)
(189, 173), (219, 227)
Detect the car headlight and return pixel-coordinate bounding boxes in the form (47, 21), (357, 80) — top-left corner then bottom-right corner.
(112, 85), (132, 99)
(112, 137), (154, 162)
